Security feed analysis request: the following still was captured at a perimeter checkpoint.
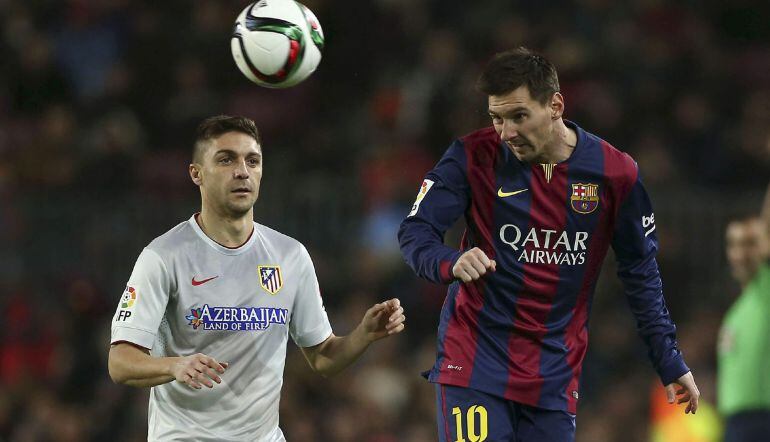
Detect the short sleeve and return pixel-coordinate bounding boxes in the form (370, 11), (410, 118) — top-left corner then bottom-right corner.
(110, 248), (171, 349)
(289, 245), (333, 348)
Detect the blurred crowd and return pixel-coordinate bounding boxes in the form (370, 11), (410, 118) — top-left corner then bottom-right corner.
(1, 0), (769, 441)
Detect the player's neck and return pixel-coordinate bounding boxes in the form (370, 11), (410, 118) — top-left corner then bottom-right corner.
(540, 120), (577, 164)
(738, 267), (760, 290)
(197, 209), (254, 248)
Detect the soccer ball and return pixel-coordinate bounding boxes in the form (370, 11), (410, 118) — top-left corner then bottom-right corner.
(231, 0), (324, 88)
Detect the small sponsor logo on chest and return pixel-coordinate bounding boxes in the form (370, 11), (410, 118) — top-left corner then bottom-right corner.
(191, 275), (219, 286)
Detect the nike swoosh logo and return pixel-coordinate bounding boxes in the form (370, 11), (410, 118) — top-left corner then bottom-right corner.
(191, 276), (219, 286)
(497, 187), (528, 198)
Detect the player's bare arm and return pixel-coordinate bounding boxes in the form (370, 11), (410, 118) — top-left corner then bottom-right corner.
(300, 298), (405, 377)
(452, 247), (497, 282)
(109, 342), (228, 390)
(665, 370), (700, 414)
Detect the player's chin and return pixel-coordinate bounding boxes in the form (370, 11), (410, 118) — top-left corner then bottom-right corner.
(514, 147), (538, 162)
(225, 199), (255, 216)
(508, 145), (530, 160)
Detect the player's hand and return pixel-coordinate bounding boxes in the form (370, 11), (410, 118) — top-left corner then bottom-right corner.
(360, 298), (406, 342)
(170, 353), (229, 390)
(452, 247), (496, 283)
(665, 371), (700, 414)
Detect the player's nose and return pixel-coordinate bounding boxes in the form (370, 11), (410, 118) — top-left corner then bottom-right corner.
(233, 159), (250, 178)
(500, 120), (518, 141)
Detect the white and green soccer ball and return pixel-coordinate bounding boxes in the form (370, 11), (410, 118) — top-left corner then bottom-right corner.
(231, 0), (324, 88)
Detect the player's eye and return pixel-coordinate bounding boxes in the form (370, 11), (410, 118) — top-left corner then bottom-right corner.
(514, 113), (527, 121)
(247, 158), (260, 167)
(218, 157), (232, 165)
(490, 115), (502, 124)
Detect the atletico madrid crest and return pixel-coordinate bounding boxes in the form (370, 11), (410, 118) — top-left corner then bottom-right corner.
(570, 183), (600, 214)
(258, 265), (283, 295)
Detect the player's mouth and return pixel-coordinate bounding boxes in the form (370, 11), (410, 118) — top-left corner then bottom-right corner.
(507, 140), (530, 150)
(231, 187), (252, 195)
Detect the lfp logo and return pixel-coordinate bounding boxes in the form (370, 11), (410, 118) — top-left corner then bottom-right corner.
(115, 286), (138, 322)
(121, 286), (137, 308)
(185, 304), (288, 331)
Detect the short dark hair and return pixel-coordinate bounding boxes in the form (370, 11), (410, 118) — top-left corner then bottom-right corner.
(193, 115), (261, 162)
(477, 47), (560, 104)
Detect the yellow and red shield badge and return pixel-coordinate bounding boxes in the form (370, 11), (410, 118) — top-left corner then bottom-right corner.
(570, 183), (599, 214)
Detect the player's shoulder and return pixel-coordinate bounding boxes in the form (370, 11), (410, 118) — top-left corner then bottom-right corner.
(601, 139), (637, 176)
(145, 219), (197, 259)
(253, 222), (308, 258)
(459, 126), (499, 146)
(453, 126), (500, 166)
(580, 126), (638, 184)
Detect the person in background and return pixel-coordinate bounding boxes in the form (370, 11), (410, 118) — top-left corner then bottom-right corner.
(718, 183), (770, 442)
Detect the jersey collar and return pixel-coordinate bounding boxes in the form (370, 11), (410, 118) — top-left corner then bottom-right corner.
(188, 214), (257, 255)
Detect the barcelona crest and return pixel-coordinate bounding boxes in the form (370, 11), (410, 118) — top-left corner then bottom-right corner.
(258, 265), (283, 295)
(570, 183), (600, 214)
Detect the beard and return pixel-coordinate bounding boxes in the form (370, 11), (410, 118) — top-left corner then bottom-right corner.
(217, 191), (258, 219)
(224, 201), (253, 217)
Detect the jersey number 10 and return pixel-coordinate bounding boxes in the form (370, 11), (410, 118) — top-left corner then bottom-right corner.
(452, 405), (488, 442)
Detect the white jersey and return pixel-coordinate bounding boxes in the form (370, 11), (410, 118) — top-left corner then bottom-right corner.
(110, 215), (333, 441)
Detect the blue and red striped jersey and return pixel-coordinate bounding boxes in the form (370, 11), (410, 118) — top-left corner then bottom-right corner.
(398, 121), (689, 414)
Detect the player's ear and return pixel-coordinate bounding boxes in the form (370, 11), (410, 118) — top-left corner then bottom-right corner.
(550, 92), (565, 120)
(190, 163), (203, 186)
